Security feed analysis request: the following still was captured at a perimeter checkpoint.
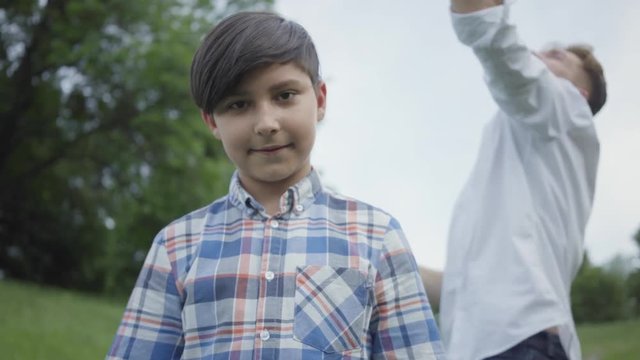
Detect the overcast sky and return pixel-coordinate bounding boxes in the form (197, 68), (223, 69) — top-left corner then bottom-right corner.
(275, 0), (640, 269)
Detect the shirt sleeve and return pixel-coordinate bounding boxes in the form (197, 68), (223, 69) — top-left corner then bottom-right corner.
(368, 217), (445, 359)
(107, 231), (185, 360)
(451, 1), (590, 136)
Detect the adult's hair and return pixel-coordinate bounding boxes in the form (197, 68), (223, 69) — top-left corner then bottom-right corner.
(190, 11), (321, 115)
(566, 44), (607, 115)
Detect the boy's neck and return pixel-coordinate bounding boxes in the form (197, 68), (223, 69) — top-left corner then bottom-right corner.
(236, 163), (314, 216)
(253, 188), (284, 216)
(239, 174), (304, 216)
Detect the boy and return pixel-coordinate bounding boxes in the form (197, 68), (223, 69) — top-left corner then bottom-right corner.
(431, 1), (607, 359)
(107, 11), (444, 359)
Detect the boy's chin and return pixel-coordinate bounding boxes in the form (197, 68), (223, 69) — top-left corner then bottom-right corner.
(241, 166), (311, 187)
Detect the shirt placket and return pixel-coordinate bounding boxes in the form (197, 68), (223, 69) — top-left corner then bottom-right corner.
(253, 215), (285, 359)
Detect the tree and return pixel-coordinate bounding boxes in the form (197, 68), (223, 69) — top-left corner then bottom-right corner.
(0, 0), (272, 294)
(571, 253), (627, 323)
(627, 225), (640, 317)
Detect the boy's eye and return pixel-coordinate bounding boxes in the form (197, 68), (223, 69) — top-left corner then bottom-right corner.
(228, 100), (248, 110)
(277, 91), (296, 101)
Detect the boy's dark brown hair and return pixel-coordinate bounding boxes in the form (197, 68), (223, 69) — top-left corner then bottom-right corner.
(190, 11), (321, 115)
(566, 44), (607, 115)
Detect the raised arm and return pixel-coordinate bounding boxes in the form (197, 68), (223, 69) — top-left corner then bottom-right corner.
(451, 0), (572, 131)
(450, 0), (503, 14)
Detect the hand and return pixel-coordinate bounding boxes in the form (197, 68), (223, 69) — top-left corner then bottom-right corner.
(419, 266), (443, 310)
(450, 0), (503, 14)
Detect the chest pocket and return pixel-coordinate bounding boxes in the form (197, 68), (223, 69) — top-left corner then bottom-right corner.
(293, 265), (371, 353)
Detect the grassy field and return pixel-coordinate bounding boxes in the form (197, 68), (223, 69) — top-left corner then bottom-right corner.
(0, 279), (124, 360)
(1, 279), (639, 359)
(579, 320), (640, 360)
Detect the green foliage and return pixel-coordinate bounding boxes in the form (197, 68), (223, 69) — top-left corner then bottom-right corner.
(0, 0), (272, 294)
(571, 254), (629, 323)
(624, 225), (640, 317)
(627, 269), (640, 317)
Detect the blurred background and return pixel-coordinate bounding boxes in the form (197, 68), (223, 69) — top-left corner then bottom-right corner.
(1, 0), (638, 358)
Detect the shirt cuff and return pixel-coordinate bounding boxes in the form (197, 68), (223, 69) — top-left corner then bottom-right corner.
(450, 0), (515, 47)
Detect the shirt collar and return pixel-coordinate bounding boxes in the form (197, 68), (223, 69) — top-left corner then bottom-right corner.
(228, 169), (322, 219)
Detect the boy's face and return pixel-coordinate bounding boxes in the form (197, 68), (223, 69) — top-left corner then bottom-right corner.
(536, 47), (592, 99)
(202, 62), (326, 193)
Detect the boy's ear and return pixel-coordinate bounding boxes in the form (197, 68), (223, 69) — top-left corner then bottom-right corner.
(200, 110), (221, 139)
(577, 87), (590, 100)
(315, 81), (327, 122)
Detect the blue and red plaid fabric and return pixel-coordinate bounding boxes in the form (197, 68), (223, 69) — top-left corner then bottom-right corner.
(107, 170), (444, 359)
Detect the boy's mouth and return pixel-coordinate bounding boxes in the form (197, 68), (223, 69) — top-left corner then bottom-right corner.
(250, 144), (292, 154)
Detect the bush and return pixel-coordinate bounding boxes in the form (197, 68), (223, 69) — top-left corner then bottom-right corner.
(627, 269), (640, 317)
(571, 265), (627, 323)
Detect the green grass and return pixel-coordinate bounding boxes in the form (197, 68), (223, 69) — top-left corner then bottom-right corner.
(578, 319), (640, 360)
(0, 279), (124, 360)
(1, 279), (639, 359)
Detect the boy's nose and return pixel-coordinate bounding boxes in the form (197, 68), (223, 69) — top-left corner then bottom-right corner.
(254, 107), (280, 136)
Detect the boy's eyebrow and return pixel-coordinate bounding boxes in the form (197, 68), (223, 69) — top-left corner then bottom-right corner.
(268, 79), (306, 91)
(226, 78), (308, 98)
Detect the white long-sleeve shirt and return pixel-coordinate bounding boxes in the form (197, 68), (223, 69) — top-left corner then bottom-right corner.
(440, 2), (599, 360)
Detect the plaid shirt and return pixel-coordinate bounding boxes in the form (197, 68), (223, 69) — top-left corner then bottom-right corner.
(108, 170), (444, 359)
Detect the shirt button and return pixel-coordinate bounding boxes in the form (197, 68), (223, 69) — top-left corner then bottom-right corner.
(265, 271), (275, 281)
(260, 330), (270, 341)
(295, 204), (304, 213)
(270, 220), (279, 228)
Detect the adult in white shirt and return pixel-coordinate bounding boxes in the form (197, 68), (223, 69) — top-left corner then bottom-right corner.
(420, 0), (607, 359)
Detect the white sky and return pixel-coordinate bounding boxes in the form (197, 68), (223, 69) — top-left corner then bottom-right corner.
(275, 0), (640, 269)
